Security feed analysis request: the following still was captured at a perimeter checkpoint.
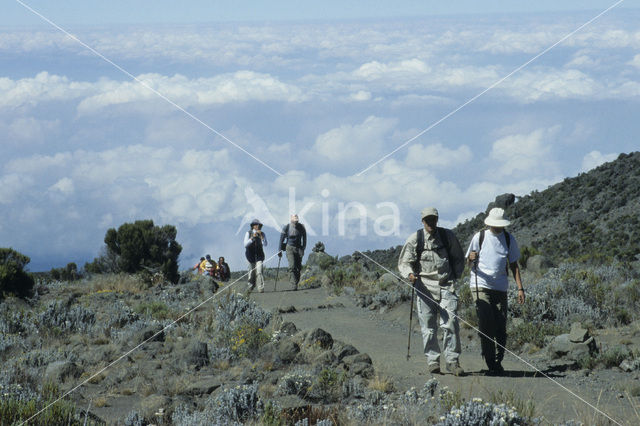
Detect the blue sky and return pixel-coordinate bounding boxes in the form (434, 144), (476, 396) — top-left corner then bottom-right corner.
(1, 1), (639, 271)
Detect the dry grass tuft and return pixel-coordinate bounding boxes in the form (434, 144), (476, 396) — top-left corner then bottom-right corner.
(368, 374), (396, 393)
(93, 396), (109, 408)
(89, 273), (149, 294)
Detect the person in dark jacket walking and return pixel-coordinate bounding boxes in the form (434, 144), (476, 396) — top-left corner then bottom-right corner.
(244, 218), (268, 293)
(279, 214), (307, 291)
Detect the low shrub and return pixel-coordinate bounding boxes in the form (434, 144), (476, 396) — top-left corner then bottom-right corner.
(38, 300), (96, 334)
(436, 398), (532, 426)
(172, 384), (263, 425)
(507, 321), (565, 351)
(134, 301), (172, 321)
(213, 293), (272, 360)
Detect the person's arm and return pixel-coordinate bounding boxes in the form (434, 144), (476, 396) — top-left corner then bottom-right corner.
(301, 224), (307, 251)
(398, 234), (418, 282)
(261, 232), (268, 247)
(243, 231), (253, 248)
(510, 262), (525, 304)
(279, 225), (287, 251)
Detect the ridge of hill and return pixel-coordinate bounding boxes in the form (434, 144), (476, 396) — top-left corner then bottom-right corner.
(361, 151), (640, 270)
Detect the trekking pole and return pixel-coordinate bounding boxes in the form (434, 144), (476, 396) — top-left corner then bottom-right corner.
(274, 253), (282, 292)
(407, 283), (415, 361)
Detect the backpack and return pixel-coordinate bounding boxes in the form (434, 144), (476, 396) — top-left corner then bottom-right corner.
(414, 227), (457, 279)
(478, 229), (511, 274)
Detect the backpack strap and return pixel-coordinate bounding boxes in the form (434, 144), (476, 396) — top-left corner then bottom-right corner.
(437, 227), (457, 279)
(414, 229), (425, 273)
(479, 228), (511, 274)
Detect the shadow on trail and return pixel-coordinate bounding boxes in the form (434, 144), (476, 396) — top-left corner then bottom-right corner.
(466, 369), (565, 378)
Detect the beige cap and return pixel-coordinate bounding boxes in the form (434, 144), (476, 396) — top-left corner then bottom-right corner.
(421, 207), (439, 219)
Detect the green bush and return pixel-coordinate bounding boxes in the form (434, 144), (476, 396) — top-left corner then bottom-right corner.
(85, 220), (182, 283)
(0, 248), (35, 299)
(507, 321), (565, 351)
(519, 246), (541, 269)
(0, 382), (80, 425)
(50, 262), (81, 281)
(134, 301), (172, 320)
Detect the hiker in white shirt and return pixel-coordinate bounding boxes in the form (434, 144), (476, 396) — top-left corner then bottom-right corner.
(466, 207), (525, 376)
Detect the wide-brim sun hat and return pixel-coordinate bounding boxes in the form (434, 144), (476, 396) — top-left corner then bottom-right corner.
(250, 218), (263, 226)
(484, 207), (511, 227)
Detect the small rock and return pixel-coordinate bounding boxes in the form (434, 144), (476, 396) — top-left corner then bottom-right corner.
(342, 353), (372, 366)
(350, 362), (375, 379)
(620, 359), (637, 372)
(278, 305), (297, 314)
(569, 322), (589, 343)
(280, 322), (297, 335)
(306, 328), (333, 349)
(313, 350), (337, 366)
(182, 378), (222, 396)
(337, 344), (359, 361)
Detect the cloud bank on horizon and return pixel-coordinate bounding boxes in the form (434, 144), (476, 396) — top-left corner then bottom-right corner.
(0, 8), (637, 271)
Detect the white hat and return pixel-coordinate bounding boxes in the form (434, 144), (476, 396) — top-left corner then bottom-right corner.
(484, 208), (511, 227)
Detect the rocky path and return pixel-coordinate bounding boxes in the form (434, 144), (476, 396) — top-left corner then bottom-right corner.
(245, 279), (640, 424)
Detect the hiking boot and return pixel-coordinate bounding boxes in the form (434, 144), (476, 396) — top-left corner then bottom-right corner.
(428, 364), (440, 375)
(247, 283), (255, 292)
(446, 362), (464, 376)
(258, 288), (264, 293)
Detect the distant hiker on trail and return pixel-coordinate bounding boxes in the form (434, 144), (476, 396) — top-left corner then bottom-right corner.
(244, 218), (268, 293)
(192, 257), (205, 274)
(466, 207), (525, 376)
(279, 214), (307, 291)
(398, 207), (466, 376)
(201, 254), (219, 292)
(216, 256), (231, 282)
(202, 254), (217, 276)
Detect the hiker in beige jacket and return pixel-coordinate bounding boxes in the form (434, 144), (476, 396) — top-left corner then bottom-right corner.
(398, 207), (465, 375)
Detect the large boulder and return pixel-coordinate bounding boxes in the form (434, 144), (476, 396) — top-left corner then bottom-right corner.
(526, 255), (553, 274)
(486, 193), (516, 213)
(548, 324), (598, 361)
(378, 273), (401, 289)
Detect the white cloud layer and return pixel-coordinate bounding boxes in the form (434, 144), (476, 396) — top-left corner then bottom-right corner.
(1, 13), (639, 270)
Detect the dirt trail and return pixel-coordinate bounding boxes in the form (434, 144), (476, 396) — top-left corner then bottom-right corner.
(245, 279), (640, 424)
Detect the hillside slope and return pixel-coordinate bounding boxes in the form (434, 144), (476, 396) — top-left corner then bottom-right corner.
(364, 151), (640, 270)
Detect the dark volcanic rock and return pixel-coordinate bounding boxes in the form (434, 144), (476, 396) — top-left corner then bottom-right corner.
(306, 328), (334, 349)
(277, 340), (300, 363)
